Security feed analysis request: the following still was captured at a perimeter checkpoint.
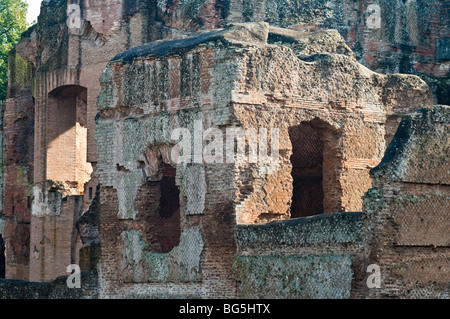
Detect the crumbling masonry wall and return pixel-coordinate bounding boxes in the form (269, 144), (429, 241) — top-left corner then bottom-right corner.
(363, 105), (450, 298)
(232, 105), (449, 299)
(1, 0), (447, 291)
(234, 212), (366, 298)
(1, 51), (34, 280)
(224, 0), (450, 105)
(95, 22), (433, 298)
(1, 0), (201, 281)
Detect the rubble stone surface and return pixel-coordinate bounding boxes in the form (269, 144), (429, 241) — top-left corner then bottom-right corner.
(0, 0), (448, 299)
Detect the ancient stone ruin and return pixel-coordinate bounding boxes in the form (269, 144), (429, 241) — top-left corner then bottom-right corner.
(0, 0), (448, 299)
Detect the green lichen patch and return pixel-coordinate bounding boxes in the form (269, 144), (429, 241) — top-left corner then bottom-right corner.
(233, 253), (353, 299)
(236, 211), (364, 248)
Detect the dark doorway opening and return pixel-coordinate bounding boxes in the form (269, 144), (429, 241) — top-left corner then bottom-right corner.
(0, 234), (5, 279)
(289, 123), (325, 218)
(158, 163), (181, 253)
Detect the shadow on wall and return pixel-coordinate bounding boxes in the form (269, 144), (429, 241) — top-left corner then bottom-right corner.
(289, 118), (342, 218)
(46, 85), (92, 194)
(0, 234), (5, 279)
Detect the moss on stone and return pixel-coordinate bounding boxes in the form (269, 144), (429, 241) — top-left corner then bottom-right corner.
(233, 253), (353, 299)
(236, 211), (364, 248)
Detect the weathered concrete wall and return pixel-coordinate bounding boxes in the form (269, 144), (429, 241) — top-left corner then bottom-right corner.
(235, 212), (364, 248)
(234, 253), (355, 299)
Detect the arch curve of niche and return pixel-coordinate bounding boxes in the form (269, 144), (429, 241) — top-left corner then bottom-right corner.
(118, 144), (206, 283)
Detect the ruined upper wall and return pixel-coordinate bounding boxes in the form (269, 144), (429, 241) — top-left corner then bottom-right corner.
(2, 0), (448, 296)
(14, 0), (450, 69)
(97, 23), (433, 222)
(371, 105), (450, 185)
(148, 0), (450, 96)
(103, 22), (433, 118)
(363, 105), (449, 298)
(93, 23), (438, 298)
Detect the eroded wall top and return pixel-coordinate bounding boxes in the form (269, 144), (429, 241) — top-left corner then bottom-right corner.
(371, 105), (450, 185)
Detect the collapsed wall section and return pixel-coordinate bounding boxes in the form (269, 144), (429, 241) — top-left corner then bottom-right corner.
(364, 105), (450, 298)
(95, 27), (244, 298)
(228, 25), (433, 224)
(95, 22), (433, 298)
(3, 0), (446, 293)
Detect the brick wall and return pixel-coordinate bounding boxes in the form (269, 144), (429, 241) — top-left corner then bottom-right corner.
(94, 23), (435, 298)
(2, 50), (35, 280)
(29, 188), (84, 282)
(3, 0), (447, 292)
(234, 212), (366, 298)
(2, 0), (154, 281)
(364, 105), (450, 298)
(222, 1), (449, 103)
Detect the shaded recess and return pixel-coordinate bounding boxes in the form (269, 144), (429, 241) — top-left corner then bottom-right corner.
(289, 123), (325, 218)
(158, 163), (181, 253)
(289, 119), (341, 218)
(46, 85), (90, 192)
